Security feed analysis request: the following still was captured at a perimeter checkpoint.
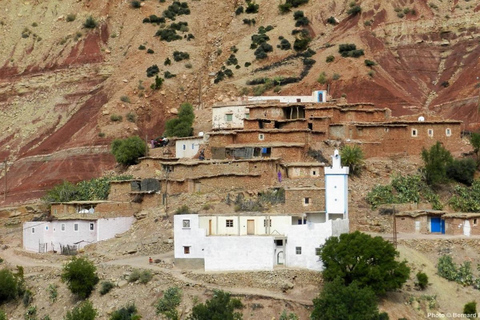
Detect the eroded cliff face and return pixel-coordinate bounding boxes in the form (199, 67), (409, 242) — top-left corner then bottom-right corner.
(1, 0), (480, 205)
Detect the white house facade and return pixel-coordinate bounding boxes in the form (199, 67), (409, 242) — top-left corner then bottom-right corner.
(174, 137), (204, 158)
(211, 105), (248, 130)
(174, 149), (349, 271)
(23, 217), (135, 253)
(246, 90), (327, 103)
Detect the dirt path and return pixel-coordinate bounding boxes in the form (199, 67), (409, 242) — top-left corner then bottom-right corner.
(1, 248), (314, 305)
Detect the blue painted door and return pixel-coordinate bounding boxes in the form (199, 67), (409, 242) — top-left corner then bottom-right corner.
(431, 217), (441, 233)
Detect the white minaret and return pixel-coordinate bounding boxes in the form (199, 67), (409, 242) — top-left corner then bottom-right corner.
(324, 149), (349, 220)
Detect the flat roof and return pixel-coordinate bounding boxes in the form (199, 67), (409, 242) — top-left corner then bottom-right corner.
(225, 142), (305, 148)
(282, 162), (326, 167)
(396, 210), (447, 217)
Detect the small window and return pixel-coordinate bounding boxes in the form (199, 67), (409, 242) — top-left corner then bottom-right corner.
(411, 128), (418, 137)
(226, 114), (233, 121)
(183, 220), (191, 228)
(296, 247), (302, 255)
(474, 219), (478, 226)
(74, 223), (79, 232)
(311, 170), (317, 176)
(275, 239), (283, 246)
(184, 246), (190, 254)
(303, 197), (311, 205)
(191, 143), (195, 150)
(61, 224), (65, 232)
(182, 144), (186, 150)
(428, 129), (434, 137)
(31, 227), (35, 234)
(263, 219), (272, 227)
(384, 128), (389, 132)
(45, 226), (49, 231)
(446, 128), (452, 137)
(89, 223), (94, 231)
(244, 113), (250, 119)
(226, 219), (234, 227)
(315, 247), (321, 256)
(258, 134), (265, 141)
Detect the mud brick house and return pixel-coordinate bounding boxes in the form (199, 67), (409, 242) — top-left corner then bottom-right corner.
(174, 150), (350, 271)
(210, 93), (464, 159)
(395, 210), (447, 234)
(442, 213), (480, 236)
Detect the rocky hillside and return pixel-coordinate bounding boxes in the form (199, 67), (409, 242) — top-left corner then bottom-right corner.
(2, 0), (480, 205)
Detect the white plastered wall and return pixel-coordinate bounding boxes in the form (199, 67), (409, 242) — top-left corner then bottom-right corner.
(175, 138), (203, 158)
(97, 217), (135, 241)
(174, 214), (206, 259)
(212, 106), (247, 130)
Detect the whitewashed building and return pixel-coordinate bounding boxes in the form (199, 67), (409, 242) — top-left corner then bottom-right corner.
(23, 217), (135, 253)
(246, 90), (327, 103)
(174, 136), (204, 158)
(174, 150), (349, 271)
(211, 104), (249, 130)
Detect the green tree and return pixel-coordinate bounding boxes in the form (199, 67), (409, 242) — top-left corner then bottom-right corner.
(446, 158), (476, 185)
(111, 136), (146, 166)
(421, 141), (453, 186)
(61, 257), (99, 299)
(464, 301), (477, 319)
(156, 287), (182, 320)
(416, 272), (428, 290)
(189, 290), (243, 320)
(164, 103), (195, 137)
(340, 145), (364, 175)
(470, 132), (480, 166)
(319, 231), (410, 296)
(64, 300), (97, 320)
(311, 277), (379, 320)
(110, 303), (141, 320)
(0, 269), (20, 303)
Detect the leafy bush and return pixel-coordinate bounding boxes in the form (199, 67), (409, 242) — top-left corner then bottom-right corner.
(170, 21), (188, 31)
(164, 102), (195, 137)
(155, 28), (182, 42)
(110, 303), (141, 320)
(366, 174), (442, 210)
(293, 11), (309, 27)
(48, 284), (58, 302)
(189, 290), (243, 320)
(99, 281), (115, 295)
(416, 272), (429, 290)
(23, 289), (33, 307)
(173, 51), (190, 61)
(174, 205), (191, 215)
(235, 6), (244, 15)
(130, 1), (141, 8)
(449, 180), (480, 212)
(317, 72), (327, 84)
(61, 257), (99, 299)
(326, 16), (337, 25)
(464, 302), (477, 318)
(25, 305), (37, 320)
(120, 96), (131, 103)
(446, 158), (476, 186)
(226, 54), (238, 66)
(0, 310), (6, 320)
(126, 112), (136, 123)
(151, 75), (164, 90)
(470, 132), (480, 166)
(437, 255), (457, 281)
(156, 287), (182, 320)
(143, 14), (166, 24)
(164, 58), (171, 66)
(0, 269), (20, 303)
(326, 55), (334, 63)
(64, 300), (97, 320)
(146, 64), (160, 77)
(163, 1), (190, 20)
(293, 34), (311, 52)
(128, 270), (141, 283)
(138, 45), (146, 50)
(347, 4), (361, 15)
(364, 59), (376, 67)
(164, 71), (176, 79)
(245, 1), (259, 14)
(311, 278), (380, 320)
(421, 141), (453, 186)
(66, 14), (76, 22)
(110, 114), (123, 122)
(83, 16), (98, 29)
(278, 38), (291, 50)
(147, 48), (154, 54)
(278, 0), (309, 13)
(111, 136), (146, 166)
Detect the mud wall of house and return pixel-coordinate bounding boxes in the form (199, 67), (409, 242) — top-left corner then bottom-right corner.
(284, 189), (325, 213)
(395, 216), (429, 234)
(108, 182), (133, 201)
(249, 107), (285, 120)
(285, 167), (325, 180)
(271, 147), (305, 162)
(191, 175), (270, 194)
(234, 131), (308, 144)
